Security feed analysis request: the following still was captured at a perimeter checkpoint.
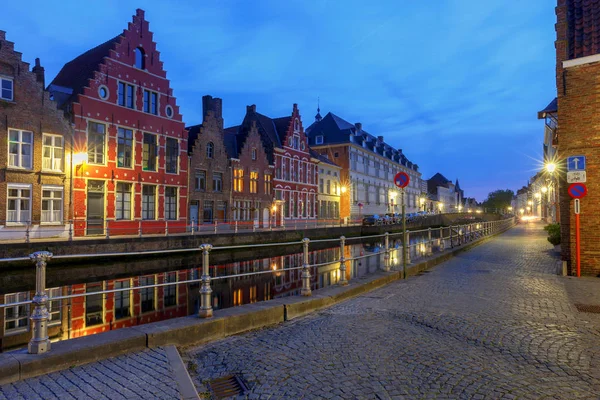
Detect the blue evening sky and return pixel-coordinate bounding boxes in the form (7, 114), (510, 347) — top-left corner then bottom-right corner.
(1, 0), (556, 201)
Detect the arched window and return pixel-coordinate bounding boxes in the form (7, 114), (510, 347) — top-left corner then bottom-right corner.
(294, 118), (299, 132)
(206, 142), (214, 159)
(134, 47), (145, 69)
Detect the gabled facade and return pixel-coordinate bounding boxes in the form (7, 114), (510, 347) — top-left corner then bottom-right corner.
(238, 104), (318, 225)
(187, 96), (230, 224)
(48, 9), (188, 236)
(313, 151), (342, 221)
(225, 120), (274, 229)
(306, 111), (422, 219)
(0, 31), (73, 240)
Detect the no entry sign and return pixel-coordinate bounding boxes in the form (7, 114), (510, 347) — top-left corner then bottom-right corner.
(568, 183), (587, 199)
(394, 172), (410, 188)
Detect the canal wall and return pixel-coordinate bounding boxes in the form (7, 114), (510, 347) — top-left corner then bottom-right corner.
(0, 213), (504, 260)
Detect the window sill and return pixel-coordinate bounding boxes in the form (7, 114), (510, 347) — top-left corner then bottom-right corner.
(40, 222), (65, 226)
(5, 222), (29, 227)
(0, 99), (16, 104)
(6, 167), (33, 172)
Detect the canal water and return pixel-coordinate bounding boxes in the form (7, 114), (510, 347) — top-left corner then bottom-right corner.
(0, 230), (452, 350)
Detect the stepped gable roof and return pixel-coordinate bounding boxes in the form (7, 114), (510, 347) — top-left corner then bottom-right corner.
(49, 34), (121, 107)
(186, 124), (202, 154)
(273, 117), (292, 144)
(564, 0), (600, 60)
(223, 126), (240, 159)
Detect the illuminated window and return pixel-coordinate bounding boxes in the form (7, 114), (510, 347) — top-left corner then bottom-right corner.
(264, 174), (272, 194)
(234, 168), (244, 192)
(250, 171), (258, 193)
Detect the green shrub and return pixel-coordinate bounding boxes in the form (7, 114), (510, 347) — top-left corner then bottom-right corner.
(544, 223), (561, 246)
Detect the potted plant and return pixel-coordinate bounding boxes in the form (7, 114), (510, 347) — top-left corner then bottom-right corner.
(544, 223), (561, 252)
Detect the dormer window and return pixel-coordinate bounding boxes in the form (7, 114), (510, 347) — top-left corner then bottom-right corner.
(134, 47), (145, 69)
(315, 135), (324, 145)
(1, 77), (14, 101)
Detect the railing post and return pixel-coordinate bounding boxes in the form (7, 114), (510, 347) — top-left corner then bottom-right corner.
(25, 221), (31, 243)
(28, 251), (53, 354)
(68, 220), (73, 242)
(138, 220), (142, 238)
(235, 220), (238, 233)
(214, 220), (217, 234)
(339, 236), (348, 286)
(165, 221), (169, 237)
(450, 225), (454, 248)
(406, 230), (411, 264)
(428, 227), (432, 254)
(383, 232), (390, 272)
(105, 220), (110, 239)
(301, 238), (312, 296)
(198, 244), (213, 318)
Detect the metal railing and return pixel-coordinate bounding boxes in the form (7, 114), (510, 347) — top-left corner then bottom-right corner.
(0, 217), (515, 354)
(0, 217), (366, 243)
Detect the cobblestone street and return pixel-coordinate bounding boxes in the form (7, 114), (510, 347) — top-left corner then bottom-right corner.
(186, 222), (600, 399)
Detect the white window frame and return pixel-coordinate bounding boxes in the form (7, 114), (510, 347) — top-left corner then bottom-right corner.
(4, 292), (29, 335)
(315, 135), (324, 145)
(41, 185), (64, 225)
(8, 128), (33, 169)
(7, 183), (32, 225)
(46, 287), (62, 326)
(42, 133), (64, 172)
(1, 76), (14, 101)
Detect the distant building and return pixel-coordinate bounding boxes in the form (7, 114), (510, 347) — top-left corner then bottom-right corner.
(537, 98), (558, 223)
(0, 31), (73, 240)
(48, 9), (188, 236)
(306, 111), (422, 219)
(313, 151), (342, 221)
(426, 173), (461, 213)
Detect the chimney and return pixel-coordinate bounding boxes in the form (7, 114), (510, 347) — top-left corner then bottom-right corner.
(246, 104), (256, 113)
(202, 95), (223, 129)
(377, 135), (383, 143)
(32, 58), (45, 87)
(355, 122), (362, 131)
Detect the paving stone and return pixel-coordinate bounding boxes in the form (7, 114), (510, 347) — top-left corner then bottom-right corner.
(184, 222), (600, 398)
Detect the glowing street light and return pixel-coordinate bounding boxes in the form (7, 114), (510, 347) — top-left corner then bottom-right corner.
(545, 162), (556, 173)
(541, 186), (548, 193)
(341, 186), (347, 194)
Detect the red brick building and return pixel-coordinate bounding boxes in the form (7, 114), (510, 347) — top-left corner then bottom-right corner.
(225, 119), (275, 229)
(187, 96), (230, 225)
(48, 9), (188, 237)
(554, 0), (600, 275)
(236, 104), (318, 226)
(0, 31), (73, 240)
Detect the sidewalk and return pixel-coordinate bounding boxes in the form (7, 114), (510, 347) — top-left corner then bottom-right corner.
(2, 221), (599, 399)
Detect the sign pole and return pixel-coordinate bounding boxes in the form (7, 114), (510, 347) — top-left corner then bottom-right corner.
(402, 187), (406, 279)
(574, 198), (581, 277)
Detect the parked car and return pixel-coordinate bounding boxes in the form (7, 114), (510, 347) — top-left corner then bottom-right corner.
(362, 214), (382, 226)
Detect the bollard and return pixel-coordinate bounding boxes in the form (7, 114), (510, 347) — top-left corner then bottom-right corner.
(339, 236), (348, 286)
(301, 238), (312, 296)
(383, 232), (390, 272)
(138, 220), (142, 238)
(198, 244), (213, 318)
(214, 220), (217, 234)
(25, 222), (30, 243)
(29, 251), (53, 354)
(105, 220), (110, 239)
(235, 221), (238, 233)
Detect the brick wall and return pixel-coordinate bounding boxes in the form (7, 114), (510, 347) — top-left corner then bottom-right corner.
(0, 31), (73, 239)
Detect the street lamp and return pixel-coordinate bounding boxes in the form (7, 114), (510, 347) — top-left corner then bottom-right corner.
(545, 162), (556, 173)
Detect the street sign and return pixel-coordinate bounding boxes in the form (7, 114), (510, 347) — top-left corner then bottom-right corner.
(394, 172), (410, 188)
(574, 199), (580, 214)
(567, 171), (587, 183)
(567, 155), (586, 171)
(568, 182), (588, 199)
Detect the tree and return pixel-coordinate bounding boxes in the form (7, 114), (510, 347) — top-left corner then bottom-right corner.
(482, 189), (514, 212)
